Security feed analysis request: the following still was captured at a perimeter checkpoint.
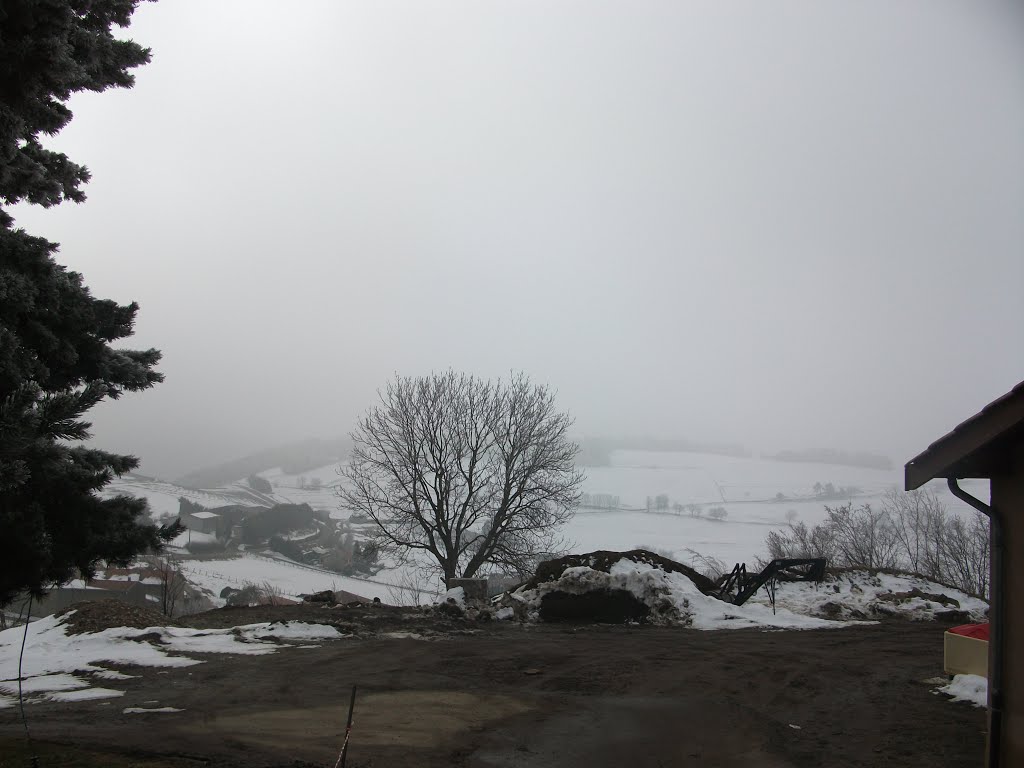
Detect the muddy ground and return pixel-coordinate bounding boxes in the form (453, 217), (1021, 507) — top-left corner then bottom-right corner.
(0, 607), (985, 768)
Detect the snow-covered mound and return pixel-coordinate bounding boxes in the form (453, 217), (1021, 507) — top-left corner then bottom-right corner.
(510, 557), (853, 631)
(746, 570), (989, 622)
(0, 613), (345, 707)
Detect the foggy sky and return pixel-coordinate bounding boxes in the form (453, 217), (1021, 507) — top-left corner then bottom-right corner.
(10, 0), (1024, 479)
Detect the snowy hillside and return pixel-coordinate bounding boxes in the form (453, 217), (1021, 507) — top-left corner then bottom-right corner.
(180, 555), (398, 604)
(100, 448), (988, 602)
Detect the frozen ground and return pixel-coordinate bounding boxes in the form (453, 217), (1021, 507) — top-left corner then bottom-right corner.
(0, 615), (983, 767)
(0, 613), (345, 706)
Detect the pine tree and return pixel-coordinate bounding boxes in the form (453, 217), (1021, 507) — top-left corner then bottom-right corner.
(0, 0), (179, 606)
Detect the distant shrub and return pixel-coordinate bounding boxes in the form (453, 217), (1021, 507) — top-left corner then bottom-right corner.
(707, 507), (728, 521)
(763, 490), (989, 599)
(226, 581), (288, 607)
(269, 535), (304, 561)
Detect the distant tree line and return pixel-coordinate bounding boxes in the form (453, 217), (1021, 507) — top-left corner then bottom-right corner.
(811, 482), (863, 499)
(580, 493), (621, 509)
(767, 448), (893, 471)
(634, 496), (728, 521)
(577, 437), (750, 467)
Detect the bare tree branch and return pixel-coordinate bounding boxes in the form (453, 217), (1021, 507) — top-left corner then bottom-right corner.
(339, 371), (584, 584)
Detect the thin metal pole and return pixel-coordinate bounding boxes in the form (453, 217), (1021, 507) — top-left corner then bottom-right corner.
(333, 685), (357, 768)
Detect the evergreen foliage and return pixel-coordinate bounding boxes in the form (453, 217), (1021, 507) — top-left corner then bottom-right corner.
(241, 504), (315, 545)
(247, 474), (273, 494)
(0, 0), (177, 606)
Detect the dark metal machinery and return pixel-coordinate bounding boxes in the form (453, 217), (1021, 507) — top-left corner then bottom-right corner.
(716, 558), (827, 610)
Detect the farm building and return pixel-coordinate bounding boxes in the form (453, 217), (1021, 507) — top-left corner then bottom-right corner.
(180, 509), (222, 535)
(906, 379), (1024, 768)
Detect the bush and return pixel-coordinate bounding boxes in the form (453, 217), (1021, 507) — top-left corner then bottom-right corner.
(225, 581), (288, 607)
(268, 535), (304, 561)
(707, 507), (728, 521)
(763, 490), (989, 599)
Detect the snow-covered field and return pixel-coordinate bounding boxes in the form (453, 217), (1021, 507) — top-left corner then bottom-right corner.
(98, 478), (269, 520)
(180, 555), (395, 603)
(568, 449), (985, 569)
(0, 613), (345, 708)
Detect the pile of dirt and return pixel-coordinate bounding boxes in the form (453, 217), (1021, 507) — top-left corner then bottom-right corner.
(58, 600), (173, 634)
(505, 550), (722, 625)
(521, 549), (717, 595)
(539, 588), (651, 623)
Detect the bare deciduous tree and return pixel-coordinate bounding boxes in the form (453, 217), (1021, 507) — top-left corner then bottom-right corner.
(339, 372), (584, 583)
(145, 556), (188, 618)
(707, 506), (728, 521)
(825, 503), (900, 570)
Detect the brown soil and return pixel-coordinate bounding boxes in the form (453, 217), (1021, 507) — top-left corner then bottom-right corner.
(0, 609), (984, 768)
(58, 600), (176, 634)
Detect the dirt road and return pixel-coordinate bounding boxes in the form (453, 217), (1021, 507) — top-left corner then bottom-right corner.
(0, 615), (984, 767)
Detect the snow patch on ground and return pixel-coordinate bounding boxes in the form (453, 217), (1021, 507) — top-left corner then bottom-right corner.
(383, 631), (426, 640)
(91, 669), (137, 680)
(512, 559), (855, 630)
(442, 587), (465, 606)
(747, 570), (988, 622)
(0, 614), (347, 704)
(939, 674), (988, 707)
(241, 622), (344, 641)
(49, 688), (125, 702)
(0, 673), (89, 694)
(124, 706), (183, 714)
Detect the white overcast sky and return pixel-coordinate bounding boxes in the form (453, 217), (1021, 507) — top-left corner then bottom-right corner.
(11, 0), (1024, 479)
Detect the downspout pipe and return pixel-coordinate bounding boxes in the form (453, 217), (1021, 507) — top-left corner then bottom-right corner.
(948, 477), (1003, 768)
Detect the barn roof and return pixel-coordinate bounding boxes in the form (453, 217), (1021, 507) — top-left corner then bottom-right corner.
(905, 380), (1024, 490)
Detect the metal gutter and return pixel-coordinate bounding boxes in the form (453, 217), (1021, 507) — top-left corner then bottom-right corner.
(948, 477), (1003, 768)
